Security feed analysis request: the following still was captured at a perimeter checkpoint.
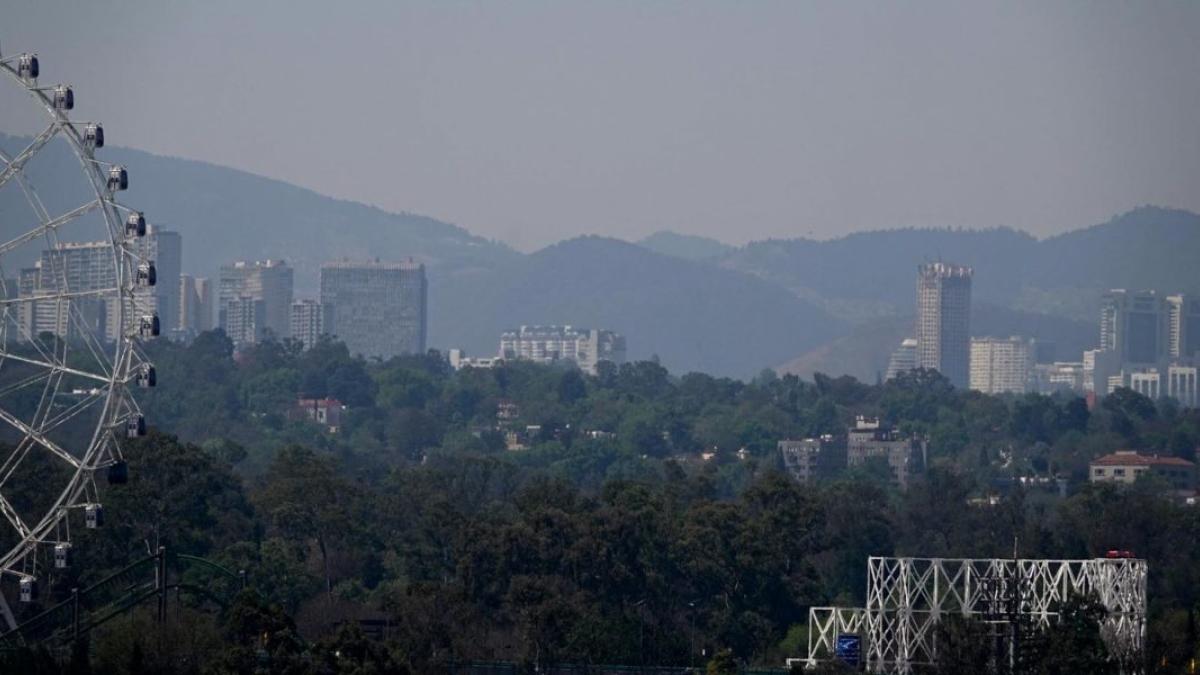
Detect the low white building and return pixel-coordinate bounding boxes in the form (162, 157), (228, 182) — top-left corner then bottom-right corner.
(498, 325), (626, 374)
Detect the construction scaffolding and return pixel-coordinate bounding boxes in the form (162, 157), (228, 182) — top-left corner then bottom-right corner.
(802, 556), (1147, 674)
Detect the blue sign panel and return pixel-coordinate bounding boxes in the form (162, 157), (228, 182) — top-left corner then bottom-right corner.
(835, 633), (862, 666)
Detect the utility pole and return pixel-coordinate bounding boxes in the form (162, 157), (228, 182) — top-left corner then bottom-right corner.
(155, 546), (167, 624)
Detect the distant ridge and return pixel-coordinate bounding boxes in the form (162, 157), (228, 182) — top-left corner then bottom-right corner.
(637, 230), (734, 261)
(718, 206), (1200, 323)
(437, 236), (847, 378)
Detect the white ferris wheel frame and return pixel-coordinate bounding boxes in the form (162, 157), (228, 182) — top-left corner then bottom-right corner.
(0, 44), (152, 629)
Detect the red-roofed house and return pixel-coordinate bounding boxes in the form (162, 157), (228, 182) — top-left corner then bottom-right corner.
(293, 398), (345, 433)
(1089, 450), (1195, 492)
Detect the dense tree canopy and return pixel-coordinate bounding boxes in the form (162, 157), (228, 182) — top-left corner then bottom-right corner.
(4, 331), (1199, 673)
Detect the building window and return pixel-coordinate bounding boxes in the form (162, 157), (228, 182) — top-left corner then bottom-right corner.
(1114, 468), (1126, 477)
(1093, 468), (1104, 476)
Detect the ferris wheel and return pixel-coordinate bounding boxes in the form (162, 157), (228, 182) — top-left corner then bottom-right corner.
(0, 47), (156, 626)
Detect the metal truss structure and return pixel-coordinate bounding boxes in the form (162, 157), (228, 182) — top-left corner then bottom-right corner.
(804, 556), (1147, 674)
(0, 45), (154, 629)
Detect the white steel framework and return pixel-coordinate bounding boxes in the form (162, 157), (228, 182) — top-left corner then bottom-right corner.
(804, 556), (1147, 674)
(0, 45), (154, 628)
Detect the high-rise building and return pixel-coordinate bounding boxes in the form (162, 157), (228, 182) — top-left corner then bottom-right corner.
(969, 336), (1033, 395)
(1167, 294), (1200, 361)
(39, 241), (118, 341)
(17, 229), (178, 342)
(885, 338), (918, 381)
(218, 259), (293, 345)
(290, 299), (333, 350)
(916, 262), (973, 388)
(319, 259), (427, 359)
(178, 275), (213, 335)
(1100, 290), (1168, 366)
(498, 325), (626, 375)
(131, 225), (181, 340)
(222, 296), (265, 346)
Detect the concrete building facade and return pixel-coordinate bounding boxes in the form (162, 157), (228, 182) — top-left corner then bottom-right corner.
(1167, 294), (1200, 361)
(916, 262), (973, 388)
(319, 259), (427, 359)
(178, 275), (213, 336)
(779, 436), (845, 484)
(498, 325), (626, 375)
(970, 336), (1033, 394)
(846, 417), (927, 489)
(1101, 290), (1168, 367)
(290, 299), (334, 350)
(218, 259), (293, 346)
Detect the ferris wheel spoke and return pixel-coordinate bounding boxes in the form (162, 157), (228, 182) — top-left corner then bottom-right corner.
(66, 303), (116, 381)
(0, 494), (31, 541)
(38, 393), (106, 441)
(0, 123), (59, 193)
(0, 369), (53, 399)
(0, 198), (103, 257)
(0, 352), (110, 385)
(0, 286), (119, 307)
(0, 407), (83, 469)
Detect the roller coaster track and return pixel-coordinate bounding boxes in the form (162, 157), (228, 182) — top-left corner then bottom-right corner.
(0, 548), (244, 648)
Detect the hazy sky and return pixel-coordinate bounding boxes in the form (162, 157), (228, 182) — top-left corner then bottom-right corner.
(3, 1), (1198, 251)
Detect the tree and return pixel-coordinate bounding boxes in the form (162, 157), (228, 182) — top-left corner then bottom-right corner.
(557, 369), (588, 404)
(255, 446), (366, 596)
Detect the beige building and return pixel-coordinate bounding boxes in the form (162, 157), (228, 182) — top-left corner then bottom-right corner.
(1089, 450), (1194, 492)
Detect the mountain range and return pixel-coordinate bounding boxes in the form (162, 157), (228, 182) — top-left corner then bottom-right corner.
(3, 132), (1197, 379)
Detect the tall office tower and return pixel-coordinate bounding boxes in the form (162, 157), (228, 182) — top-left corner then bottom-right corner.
(178, 275), (214, 334)
(1167, 294), (1200, 361)
(218, 259), (294, 344)
(885, 338), (919, 381)
(320, 259), (427, 359)
(915, 262), (973, 388)
(290, 299), (334, 350)
(1100, 290), (1168, 366)
(131, 225), (182, 338)
(969, 336), (1033, 394)
(222, 296), (265, 346)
